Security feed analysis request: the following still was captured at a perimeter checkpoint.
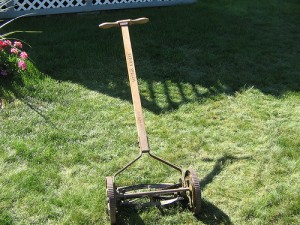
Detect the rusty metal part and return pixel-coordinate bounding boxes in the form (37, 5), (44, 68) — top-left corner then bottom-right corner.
(106, 176), (117, 224)
(114, 152), (182, 178)
(117, 183), (187, 208)
(115, 182), (188, 207)
(120, 187), (189, 199)
(118, 183), (181, 193)
(184, 169), (201, 215)
(149, 152), (182, 173)
(122, 196), (185, 207)
(114, 153), (142, 177)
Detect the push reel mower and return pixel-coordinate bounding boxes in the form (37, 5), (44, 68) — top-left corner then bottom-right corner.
(99, 18), (201, 224)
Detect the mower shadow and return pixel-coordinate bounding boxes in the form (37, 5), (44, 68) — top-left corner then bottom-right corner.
(194, 155), (252, 225)
(117, 206), (146, 225)
(200, 155), (252, 190)
(196, 199), (232, 225)
(117, 201), (232, 225)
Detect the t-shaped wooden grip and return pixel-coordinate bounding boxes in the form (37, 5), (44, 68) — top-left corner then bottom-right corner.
(99, 17), (149, 29)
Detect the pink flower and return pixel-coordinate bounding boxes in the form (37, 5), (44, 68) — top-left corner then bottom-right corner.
(0, 40), (7, 50)
(18, 60), (27, 70)
(4, 40), (12, 46)
(11, 48), (18, 54)
(20, 51), (28, 59)
(14, 41), (22, 49)
(0, 40), (11, 49)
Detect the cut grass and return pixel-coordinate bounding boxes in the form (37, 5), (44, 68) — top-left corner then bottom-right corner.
(1, 0), (300, 224)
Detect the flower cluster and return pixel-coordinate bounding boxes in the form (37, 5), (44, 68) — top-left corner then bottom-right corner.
(0, 39), (29, 77)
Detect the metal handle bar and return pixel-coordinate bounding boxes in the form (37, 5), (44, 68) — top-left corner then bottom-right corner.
(99, 17), (149, 29)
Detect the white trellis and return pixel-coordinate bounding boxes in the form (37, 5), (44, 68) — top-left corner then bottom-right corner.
(0, 0), (196, 18)
(14, 0), (86, 11)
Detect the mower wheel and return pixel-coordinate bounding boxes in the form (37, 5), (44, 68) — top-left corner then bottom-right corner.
(184, 168), (201, 215)
(106, 176), (117, 224)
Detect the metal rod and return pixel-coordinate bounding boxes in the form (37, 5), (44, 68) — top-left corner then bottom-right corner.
(119, 187), (189, 199)
(149, 152), (183, 173)
(114, 153), (142, 177)
(118, 183), (179, 193)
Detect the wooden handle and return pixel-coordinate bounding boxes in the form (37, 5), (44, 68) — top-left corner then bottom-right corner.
(121, 25), (150, 152)
(99, 17), (149, 29)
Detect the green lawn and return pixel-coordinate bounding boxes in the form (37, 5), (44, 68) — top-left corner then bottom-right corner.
(1, 0), (300, 224)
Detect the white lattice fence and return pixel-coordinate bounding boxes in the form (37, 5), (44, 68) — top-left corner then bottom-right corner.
(93, 0), (151, 6)
(14, 0), (86, 11)
(1, 0), (196, 18)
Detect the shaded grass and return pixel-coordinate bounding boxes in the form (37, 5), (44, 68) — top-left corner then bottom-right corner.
(2, 0), (299, 112)
(1, 0), (300, 224)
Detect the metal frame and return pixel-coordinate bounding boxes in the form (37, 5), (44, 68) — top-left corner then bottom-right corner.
(114, 152), (182, 178)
